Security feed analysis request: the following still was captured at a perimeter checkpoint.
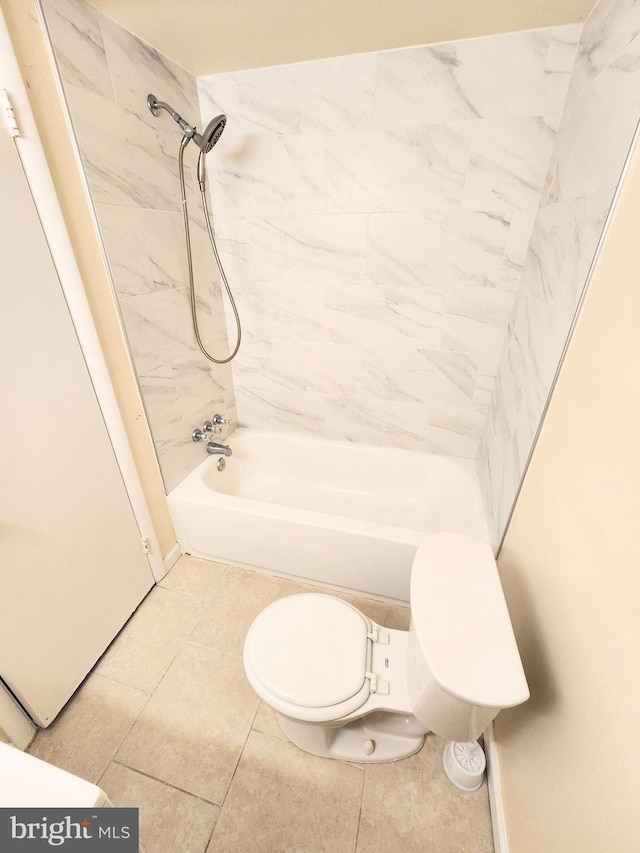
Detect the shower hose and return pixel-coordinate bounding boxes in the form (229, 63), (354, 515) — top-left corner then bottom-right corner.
(178, 135), (241, 364)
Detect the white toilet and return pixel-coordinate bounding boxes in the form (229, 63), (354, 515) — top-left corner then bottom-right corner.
(243, 532), (529, 765)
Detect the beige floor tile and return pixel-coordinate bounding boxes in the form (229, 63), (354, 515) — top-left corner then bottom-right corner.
(207, 731), (364, 853)
(356, 735), (494, 853)
(251, 701), (285, 741)
(189, 566), (307, 658)
(28, 674), (148, 784)
(100, 762), (219, 853)
(159, 555), (230, 600)
(95, 586), (207, 693)
(115, 643), (258, 804)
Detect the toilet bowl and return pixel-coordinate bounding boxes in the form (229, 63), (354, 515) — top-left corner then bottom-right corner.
(243, 532), (529, 764)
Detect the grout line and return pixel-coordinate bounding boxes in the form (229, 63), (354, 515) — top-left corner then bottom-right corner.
(353, 763), (367, 853)
(155, 581), (221, 605)
(183, 637), (242, 658)
(91, 669), (155, 697)
(87, 676), (153, 788)
(110, 758), (224, 808)
(205, 702), (261, 849)
(202, 817), (218, 853)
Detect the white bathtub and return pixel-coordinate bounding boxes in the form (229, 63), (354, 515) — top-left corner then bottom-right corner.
(167, 428), (490, 601)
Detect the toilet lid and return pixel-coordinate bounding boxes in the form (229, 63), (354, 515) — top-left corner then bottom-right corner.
(244, 594), (370, 709)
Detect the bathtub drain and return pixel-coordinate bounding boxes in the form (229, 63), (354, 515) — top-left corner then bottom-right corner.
(217, 458), (226, 472)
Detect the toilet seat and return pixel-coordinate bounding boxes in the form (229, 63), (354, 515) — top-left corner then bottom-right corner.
(243, 594), (375, 723)
(243, 533), (530, 764)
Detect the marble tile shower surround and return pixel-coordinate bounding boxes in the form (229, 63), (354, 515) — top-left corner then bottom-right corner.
(42, 0), (237, 492)
(477, 0), (640, 547)
(44, 0), (602, 533)
(197, 25), (579, 459)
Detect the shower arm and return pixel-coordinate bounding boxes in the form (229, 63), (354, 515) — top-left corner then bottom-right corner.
(146, 95), (204, 148)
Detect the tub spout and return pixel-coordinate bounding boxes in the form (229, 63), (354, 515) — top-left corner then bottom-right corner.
(206, 441), (232, 457)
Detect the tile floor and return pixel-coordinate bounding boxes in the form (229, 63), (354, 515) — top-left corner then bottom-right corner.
(29, 556), (494, 852)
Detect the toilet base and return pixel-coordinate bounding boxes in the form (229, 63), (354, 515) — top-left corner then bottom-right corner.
(277, 713), (427, 764)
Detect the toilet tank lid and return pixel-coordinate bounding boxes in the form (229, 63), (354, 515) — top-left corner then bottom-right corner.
(411, 533), (529, 709)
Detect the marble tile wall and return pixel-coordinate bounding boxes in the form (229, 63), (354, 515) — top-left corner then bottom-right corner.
(44, 0), (629, 547)
(197, 25), (579, 456)
(477, 0), (640, 547)
(42, 0), (237, 492)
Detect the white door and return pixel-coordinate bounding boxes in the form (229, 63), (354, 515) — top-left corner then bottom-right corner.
(0, 112), (154, 726)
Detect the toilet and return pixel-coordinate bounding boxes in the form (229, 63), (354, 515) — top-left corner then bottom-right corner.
(243, 532), (529, 766)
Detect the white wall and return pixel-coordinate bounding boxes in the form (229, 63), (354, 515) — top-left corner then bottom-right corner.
(493, 110), (640, 853)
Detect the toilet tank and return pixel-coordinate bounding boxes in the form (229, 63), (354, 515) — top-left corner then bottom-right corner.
(406, 533), (529, 743)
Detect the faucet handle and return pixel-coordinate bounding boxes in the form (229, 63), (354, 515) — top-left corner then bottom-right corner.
(211, 413), (229, 434)
(194, 416), (230, 441)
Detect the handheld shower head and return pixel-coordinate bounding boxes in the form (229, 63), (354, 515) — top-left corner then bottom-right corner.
(198, 115), (227, 153)
(148, 93), (241, 364)
(195, 115), (227, 188)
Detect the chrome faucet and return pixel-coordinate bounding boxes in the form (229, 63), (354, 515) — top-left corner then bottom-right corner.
(206, 441), (232, 457)
(192, 414), (231, 443)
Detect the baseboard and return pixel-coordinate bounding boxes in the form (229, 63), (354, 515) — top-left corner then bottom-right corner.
(162, 542), (182, 575)
(484, 723), (509, 853)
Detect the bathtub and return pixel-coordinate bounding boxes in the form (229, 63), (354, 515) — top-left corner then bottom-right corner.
(167, 428), (490, 601)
